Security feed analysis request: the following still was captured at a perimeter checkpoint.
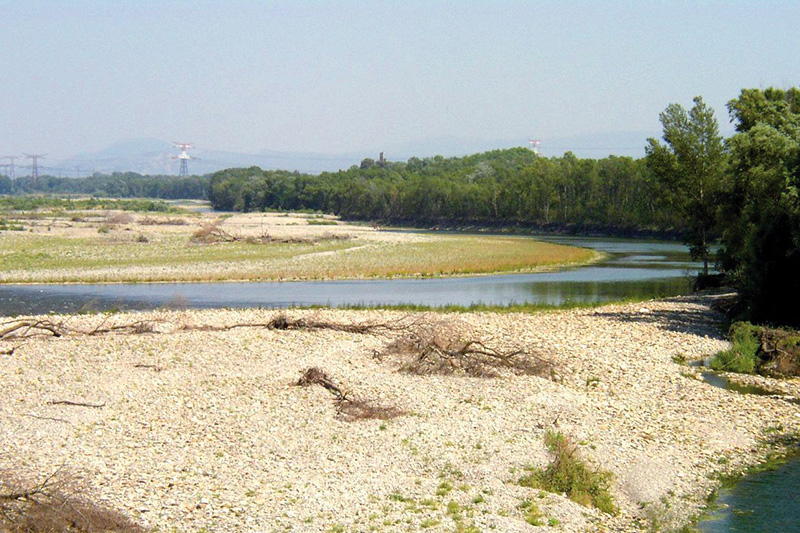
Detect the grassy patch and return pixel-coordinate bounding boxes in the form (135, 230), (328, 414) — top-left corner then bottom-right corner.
(519, 430), (617, 515)
(709, 322), (760, 373)
(0, 229), (598, 283)
(0, 195), (179, 213)
(517, 499), (543, 526)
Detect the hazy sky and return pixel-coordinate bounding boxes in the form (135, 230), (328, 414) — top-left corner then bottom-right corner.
(2, 0), (800, 159)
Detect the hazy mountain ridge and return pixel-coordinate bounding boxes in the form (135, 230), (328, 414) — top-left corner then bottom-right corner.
(45, 132), (656, 177)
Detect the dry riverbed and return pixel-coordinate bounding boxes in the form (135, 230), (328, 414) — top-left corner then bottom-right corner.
(2, 294), (798, 532)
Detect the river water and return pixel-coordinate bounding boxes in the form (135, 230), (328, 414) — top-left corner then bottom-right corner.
(698, 455), (800, 533)
(0, 235), (698, 316)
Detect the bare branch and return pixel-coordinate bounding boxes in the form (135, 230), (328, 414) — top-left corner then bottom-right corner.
(47, 400), (105, 409)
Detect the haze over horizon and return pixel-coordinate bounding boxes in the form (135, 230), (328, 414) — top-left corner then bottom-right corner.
(2, 1), (799, 170)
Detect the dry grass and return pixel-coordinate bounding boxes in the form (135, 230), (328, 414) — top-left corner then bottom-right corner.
(138, 216), (188, 226)
(104, 212), (135, 226)
(0, 210), (599, 283)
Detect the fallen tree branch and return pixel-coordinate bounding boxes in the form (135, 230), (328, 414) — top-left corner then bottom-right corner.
(182, 312), (408, 335)
(0, 320), (64, 340)
(0, 468), (61, 501)
(24, 413), (71, 424)
(133, 363), (162, 372)
(295, 367), (405, 421)
(0, 344), (21, 356)
(47, 400), (105, 409)
(380, 321), (554, 378)
(0, 467), (146, 532)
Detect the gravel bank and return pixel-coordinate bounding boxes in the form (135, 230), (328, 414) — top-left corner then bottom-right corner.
(1, 294), (798, 532)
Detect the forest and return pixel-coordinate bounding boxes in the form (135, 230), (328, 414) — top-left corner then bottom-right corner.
(206, 151), (682, 234)
(205, 87), (800, 326)
(0, 172), (209, 200)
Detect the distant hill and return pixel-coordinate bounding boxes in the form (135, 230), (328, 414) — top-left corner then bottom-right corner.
(44, 132), (655, 177)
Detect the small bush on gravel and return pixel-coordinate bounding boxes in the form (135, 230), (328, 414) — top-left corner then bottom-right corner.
(710, 322), (760, 373)
(710, 322), (800, 376)
(519, 431), (617, 515)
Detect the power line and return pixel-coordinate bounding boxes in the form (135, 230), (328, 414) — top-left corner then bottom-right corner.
(1, 155), (17, 179)
(23, 153), (46, 182)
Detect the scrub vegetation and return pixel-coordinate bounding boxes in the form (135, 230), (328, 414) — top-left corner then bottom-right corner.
(518, 431), (617, 515)
(0, 209), (597, 283)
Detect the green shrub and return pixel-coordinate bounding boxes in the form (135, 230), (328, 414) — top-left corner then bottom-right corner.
(519, 431), (616, 515)
(709, 322), (761, 373)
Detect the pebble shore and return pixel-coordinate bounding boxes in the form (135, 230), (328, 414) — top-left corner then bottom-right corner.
(2, 294), (798, 532)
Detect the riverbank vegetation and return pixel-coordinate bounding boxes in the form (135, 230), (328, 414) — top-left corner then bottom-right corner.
(0, 172), (208, 200)
(0, 211), (597, 283)
(198, 86), (800, 327)
(647, 87), (800, 327)
(206, 151), (680, 234)
(710, 322), (800, 377)
(2, 87), (797, 327)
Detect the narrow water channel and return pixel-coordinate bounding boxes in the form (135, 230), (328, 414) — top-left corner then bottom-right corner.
(698, 454), (800, 533)
(690, 361), (800, 532)
(0, 236), (697, 316)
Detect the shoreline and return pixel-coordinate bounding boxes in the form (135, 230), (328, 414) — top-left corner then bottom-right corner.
(0, 250), (607, 286)
(2, 295), (798, 531)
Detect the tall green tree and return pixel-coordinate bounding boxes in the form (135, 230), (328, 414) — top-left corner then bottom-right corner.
(721, 88), (800, 325)
(645, 96), (726, 275)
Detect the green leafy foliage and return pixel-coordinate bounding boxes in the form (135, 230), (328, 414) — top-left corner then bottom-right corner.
(2, 172), (209, 200)
(645, 96), (725, 275)
(719, 88), (800, 326)
(519, 431), (617, 515)
(710, 322), (761, 373)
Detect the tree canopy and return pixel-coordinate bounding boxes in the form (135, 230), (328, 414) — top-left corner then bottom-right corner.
(206, 149), (681, 234)
(720, 88), (800, 325)
(646, 96), (725, 274)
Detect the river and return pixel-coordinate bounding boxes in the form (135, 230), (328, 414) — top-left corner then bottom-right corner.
(0, 235), (697, 316)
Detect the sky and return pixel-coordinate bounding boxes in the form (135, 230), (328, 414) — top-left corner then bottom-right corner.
(2, 0), (800, 160)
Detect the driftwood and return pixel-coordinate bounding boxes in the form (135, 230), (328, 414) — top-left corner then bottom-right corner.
(759, 328), (800, 376)
(182, 313), (402, 335)
(47, 400), (105, 409)
(381, 321), (554, 378)
(296, 367), (405, 422)
(0, 320), (63, 340)
(0, 469), (146, 532)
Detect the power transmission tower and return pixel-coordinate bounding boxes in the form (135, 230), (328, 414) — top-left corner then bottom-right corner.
(24, 153), (46, 181)
(1, 156), (17, 179)
(172, 142), (194, 177)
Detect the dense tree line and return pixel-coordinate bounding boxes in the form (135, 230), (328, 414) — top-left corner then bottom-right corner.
(0, 172), (209, 200)
(207, 151), (683, 233)
(647, 88), (800, 326)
